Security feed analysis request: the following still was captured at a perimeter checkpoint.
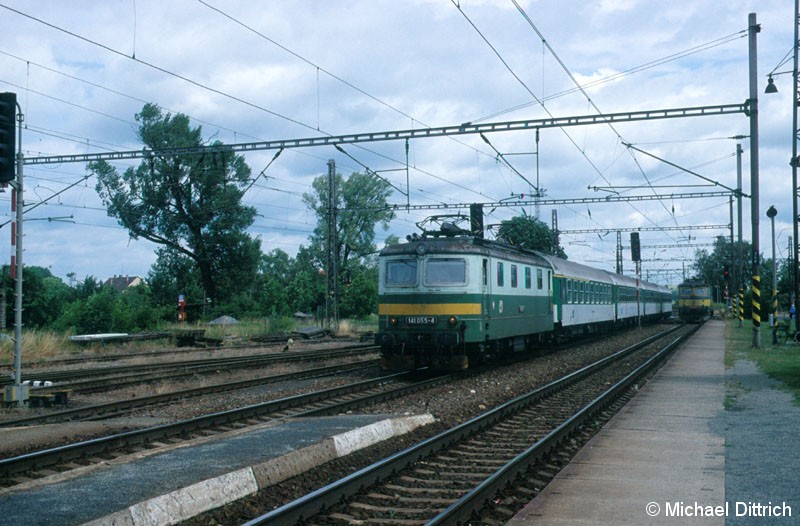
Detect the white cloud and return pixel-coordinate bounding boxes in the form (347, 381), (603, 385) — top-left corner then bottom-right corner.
(0, 0), (792, 286)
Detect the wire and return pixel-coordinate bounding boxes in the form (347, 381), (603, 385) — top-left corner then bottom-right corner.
(0, 3), (317, 132)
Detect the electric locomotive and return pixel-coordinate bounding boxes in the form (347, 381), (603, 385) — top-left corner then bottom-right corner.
(376, 215), (672, 371)
(677, 279), (712, 322)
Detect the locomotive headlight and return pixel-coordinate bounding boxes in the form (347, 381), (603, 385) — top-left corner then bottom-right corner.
(389, 316), (398, 326)
(448, 315), (458, 326)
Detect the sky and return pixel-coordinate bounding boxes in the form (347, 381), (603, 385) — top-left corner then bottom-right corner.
(0, 0), (795, 290)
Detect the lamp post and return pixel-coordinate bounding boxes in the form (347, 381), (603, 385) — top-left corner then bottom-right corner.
(767, 205), (778, 344)
(765, 0), (800, 332)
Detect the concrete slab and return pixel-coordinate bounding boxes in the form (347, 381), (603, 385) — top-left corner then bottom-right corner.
(0, 413), (434, 526)
(507, 321), (726, 526)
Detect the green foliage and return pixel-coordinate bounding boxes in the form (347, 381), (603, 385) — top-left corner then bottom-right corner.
(90, 103), (260, 304)
(52, 284), (169, 334)
(496, 215), (567, 258)
(303, 170), (394, 273)
(339, 263), (379, 318)
(692, 236), (757, 304)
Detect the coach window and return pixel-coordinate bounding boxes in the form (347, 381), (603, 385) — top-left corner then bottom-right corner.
(567, 280), (572, 303)
(537, 268), (543, 290)
(497, 262), (504, 287)
(511, 264), (518, 288)
(525, 267), (532, 289)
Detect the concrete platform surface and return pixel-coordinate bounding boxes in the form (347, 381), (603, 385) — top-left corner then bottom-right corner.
(0, 413), (434, 526)
(507, 321), (726, 526)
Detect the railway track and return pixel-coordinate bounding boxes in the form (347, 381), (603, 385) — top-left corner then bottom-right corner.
(0, 359), (380, 427)
(1, 344), (378, 392)
(242, 323), (695, 525)
(9, 333), (352, 370)
(0, 369), (457, 488)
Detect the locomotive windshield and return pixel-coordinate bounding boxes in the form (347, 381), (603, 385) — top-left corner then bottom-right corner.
(385, 259), (418, 286)
(679, 286), (709, 298)
(425, 258), (467, 286)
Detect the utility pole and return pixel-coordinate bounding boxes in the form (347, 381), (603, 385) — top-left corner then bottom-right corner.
(748, 13), (761, 348)
(326, 160), (339, 334)
(737, 143), (744, 328)
(0, 92), (27, 406)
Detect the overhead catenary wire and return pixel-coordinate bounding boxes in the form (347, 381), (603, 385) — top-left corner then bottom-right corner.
(0, 4), (498, 208)
(509, 0), (734, 262)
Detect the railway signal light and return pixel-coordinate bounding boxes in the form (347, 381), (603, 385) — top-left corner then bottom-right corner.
(630, 232), (641, 261)
(0, 92), (17, 184)
(724, 264), (730, 281)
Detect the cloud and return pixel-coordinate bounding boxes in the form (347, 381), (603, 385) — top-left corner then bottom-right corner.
(0, 0), (792, 286)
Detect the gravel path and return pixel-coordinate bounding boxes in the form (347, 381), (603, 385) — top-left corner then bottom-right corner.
(721, 357), (800, 525)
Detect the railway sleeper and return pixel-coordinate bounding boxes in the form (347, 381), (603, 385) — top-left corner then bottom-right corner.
(416, 462), (499, 475)
(326, 512), (427, 526)
(444, 447), (524, 463)
(363, 492), (458, 507)
(422, 458), (507, 470)
(433, 452), (511, 464)
(397, 475), (475, 489)
(382, 483), (461, 497)
(460, 439), (534, 450)
(349, 501), (449, 518)
(412, 468), (490, 482)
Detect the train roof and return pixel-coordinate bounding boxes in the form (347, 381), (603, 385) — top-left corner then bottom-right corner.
(380, 236), (669, 293)
(534, 252), (614, 284)
(379, 236), (551, 267)
(678, 279), (709, 287)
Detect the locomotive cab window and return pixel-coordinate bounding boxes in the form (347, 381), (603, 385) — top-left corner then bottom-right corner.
(385, 259), (418, 287)
(425, 258), (467, 286)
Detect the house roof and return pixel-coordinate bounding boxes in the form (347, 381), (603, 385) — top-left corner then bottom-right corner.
(104, 275), (144, 293)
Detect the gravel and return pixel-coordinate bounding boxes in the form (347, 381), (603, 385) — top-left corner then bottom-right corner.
(720, 357), (800, 525)
(179, 324), (671, 525)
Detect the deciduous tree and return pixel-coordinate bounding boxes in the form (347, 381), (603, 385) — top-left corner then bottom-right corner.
(90, 103), (260, 304)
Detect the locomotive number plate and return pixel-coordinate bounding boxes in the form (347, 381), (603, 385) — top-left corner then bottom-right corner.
(406, 316), (436, 325)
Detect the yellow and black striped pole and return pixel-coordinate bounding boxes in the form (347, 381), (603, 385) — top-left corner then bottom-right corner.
(752, 275), (761, 345)
(738, 288), (744, 325)
(772, 288), (778, 345)
(773, 289), (778, 321)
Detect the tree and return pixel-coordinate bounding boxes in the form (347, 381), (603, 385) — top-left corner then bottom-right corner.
(257, 249), (293, 316)
(2, 265), (74, 329)
(89, 103), (260, 304)
(303, 171), (395, 273)
(496, 215), (567, 258)
(302, 171), (394, 317)
(691, 236), (756, 305)
(147, 246), (204, 311)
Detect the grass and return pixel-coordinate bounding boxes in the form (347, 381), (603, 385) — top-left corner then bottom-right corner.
(0, 329), (79, 364)
(725, 318), (800, 405)
(0, 316), (380, 364)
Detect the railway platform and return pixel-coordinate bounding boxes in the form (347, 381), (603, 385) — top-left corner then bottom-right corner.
(507, 320), (726, 526)
(0, 413), (433, 526)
